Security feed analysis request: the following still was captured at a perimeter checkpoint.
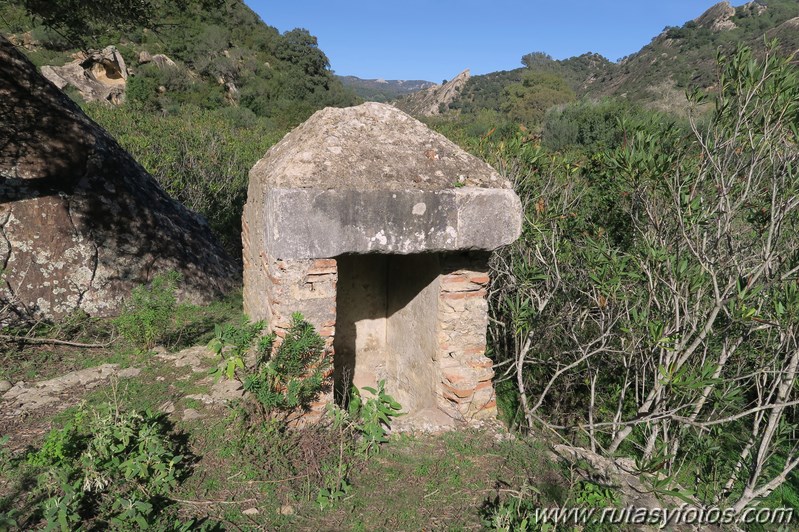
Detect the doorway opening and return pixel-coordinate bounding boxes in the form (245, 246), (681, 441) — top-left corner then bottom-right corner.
(333, 254), (440, 415)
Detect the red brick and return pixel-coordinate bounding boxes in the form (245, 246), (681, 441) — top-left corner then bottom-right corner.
(441, 289), (487, 300)
(478, 400), (497, 411)
(442, 370), (467, 384)
(308, 260), (337, 276)
(468, 358), (493, 368)
(443, 383), (476, 399)
(467, 273), (490, 285)
(313, 258), (337, 268)
(474, 381), (494, 391)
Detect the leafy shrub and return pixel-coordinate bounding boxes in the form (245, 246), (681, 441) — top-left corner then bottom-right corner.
(114, 271), (182, 350)
(207, 319), (264, 380)
(243, 312), (330, 419)
(208, 312), (331, 420)
(488, 42), (799, 514)
(338, 381), (402, 457)
(26, 403), (188, 529)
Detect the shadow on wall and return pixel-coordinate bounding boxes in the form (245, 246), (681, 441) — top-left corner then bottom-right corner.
(333, 253), (445, 414)
(0, 35), (237, 322)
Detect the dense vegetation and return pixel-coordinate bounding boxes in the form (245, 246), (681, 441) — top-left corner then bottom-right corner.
(482, 42), (799, 518)
(338, 75), (435, 103)
(425, 0), (799, 136)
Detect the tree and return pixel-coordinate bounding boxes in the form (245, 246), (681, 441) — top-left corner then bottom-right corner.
(18, 0), (222, 46)
(501, 71), (575, 126)
(521, 51), (554, 69)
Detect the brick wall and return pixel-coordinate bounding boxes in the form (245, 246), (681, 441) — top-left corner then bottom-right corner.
(436, 253), (497, 420)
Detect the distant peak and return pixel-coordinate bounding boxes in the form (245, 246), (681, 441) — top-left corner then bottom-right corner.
(694, 1), (737, 31)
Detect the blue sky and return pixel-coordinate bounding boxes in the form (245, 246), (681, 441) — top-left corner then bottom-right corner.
(245, 1), (745, 82)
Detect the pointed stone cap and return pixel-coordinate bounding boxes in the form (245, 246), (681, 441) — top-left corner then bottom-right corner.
(245, 102), (522, 259)
(251, 102), (508, 190)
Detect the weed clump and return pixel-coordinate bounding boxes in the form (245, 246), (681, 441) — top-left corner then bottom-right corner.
(21, 401), (192, 529)
(114, 271), (182, 350)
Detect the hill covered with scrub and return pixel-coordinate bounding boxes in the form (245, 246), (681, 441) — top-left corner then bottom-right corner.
(0, 0), (358, 255)
(401, 0), (799, 138)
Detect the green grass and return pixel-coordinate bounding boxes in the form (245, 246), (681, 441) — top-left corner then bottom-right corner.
(0, 293), (573, 530)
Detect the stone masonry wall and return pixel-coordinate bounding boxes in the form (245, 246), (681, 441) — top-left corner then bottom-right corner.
(436, 253), (497, 420)
(246, 206), (496, 425)
(243, 214), (337, 418)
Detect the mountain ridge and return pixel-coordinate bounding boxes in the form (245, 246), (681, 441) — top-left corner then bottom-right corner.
(395, 0), (798, 126)
(338, 75), (435, 102)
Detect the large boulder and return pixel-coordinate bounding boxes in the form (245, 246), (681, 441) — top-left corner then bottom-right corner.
(41, 45), (129, 105)
(0, 36), (238, 324)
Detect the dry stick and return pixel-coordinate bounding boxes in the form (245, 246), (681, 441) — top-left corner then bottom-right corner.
(172, 497), (257, 506)
(233, 474), (310, 484)
(0, 334), (110, 348)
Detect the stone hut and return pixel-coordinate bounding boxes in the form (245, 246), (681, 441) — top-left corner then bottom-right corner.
(242, 102), (521, 428)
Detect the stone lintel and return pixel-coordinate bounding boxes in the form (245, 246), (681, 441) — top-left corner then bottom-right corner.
(262, 187), (521, 260)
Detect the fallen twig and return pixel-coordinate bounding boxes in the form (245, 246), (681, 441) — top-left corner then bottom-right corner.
(0, 334), (111, 348)
(172, 497), (257, 506)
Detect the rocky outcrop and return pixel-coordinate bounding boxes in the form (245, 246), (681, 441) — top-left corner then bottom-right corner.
(138, 50), (177, 69)
(0, 36), (238, 324)
(394, 69), (471, 117)
(41, 45), (129, 105)
(739, 1), (767, 17)
(695, 1), (737, 32)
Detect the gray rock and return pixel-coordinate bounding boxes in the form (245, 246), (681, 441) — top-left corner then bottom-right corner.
(395, 69), (471, 117)
(182, 408), (203, 421)
(259, 187), (520, 259)
(0, 36), (237, 325)
(0, 380), (11, 393)
(694, 1), (737, 31)
(0, 364), (139, 416)
(249, 102), (505, 191)
(151, 54), (177, 69)
(155, 345), (213, 373)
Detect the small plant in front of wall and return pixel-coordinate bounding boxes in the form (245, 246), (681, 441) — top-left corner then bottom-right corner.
(317, 381), (402, 509)
(207, 319), (265, 380)
(209, 312), (331, 421)
(244, 312), (330, 420)
(343, 381), (403, 458)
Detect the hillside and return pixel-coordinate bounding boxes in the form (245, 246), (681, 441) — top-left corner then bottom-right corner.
(414, 0), (797, 131)
(0, 0), (358, 255)
(338, 75), (434, 102)
(586, 0), (799, 110)
(0, 0), (357, 126)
